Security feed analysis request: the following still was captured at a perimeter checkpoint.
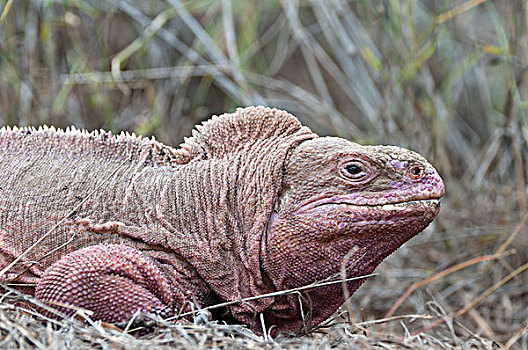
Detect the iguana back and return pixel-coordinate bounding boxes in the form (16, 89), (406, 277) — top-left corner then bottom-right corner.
(0, 126), (184, 281)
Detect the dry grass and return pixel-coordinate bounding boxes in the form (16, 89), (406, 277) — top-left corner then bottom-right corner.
(0, 300), (499, 349)
(1, 0), (528, 348)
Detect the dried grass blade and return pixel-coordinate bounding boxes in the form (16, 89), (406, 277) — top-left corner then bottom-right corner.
(436, 0), (488, 24)
(385, 254), (503, 319)
(0, 0), (13, 27)
(412, 260), (528, 336)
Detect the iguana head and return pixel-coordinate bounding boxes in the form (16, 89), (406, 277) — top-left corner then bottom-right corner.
(260, 136), (444, 334)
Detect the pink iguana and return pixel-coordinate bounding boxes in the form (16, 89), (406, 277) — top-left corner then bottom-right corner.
(0, 106), (444, 336)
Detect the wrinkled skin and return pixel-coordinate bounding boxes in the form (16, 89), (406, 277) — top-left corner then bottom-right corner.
(260, 137), (444, 334)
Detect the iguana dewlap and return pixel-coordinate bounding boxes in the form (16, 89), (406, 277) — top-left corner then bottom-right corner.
(0, 106), (444, 335)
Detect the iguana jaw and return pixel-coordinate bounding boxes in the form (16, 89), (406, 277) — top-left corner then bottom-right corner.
(280, 197), (441, 245)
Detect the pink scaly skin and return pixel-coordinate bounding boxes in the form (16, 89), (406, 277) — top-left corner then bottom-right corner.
(0, 107), (444, 337)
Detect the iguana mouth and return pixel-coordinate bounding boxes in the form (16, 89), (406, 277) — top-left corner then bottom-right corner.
(296, 195), (441, 214)
(322, 199), (440, 208)
(306, 198), (441, 221)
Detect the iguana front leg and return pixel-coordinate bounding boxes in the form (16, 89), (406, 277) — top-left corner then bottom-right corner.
(35, 244), (183, 322)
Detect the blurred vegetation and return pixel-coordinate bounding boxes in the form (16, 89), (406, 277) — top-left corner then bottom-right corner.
(2, 1), (528, 187)
(1, 0), (527, 347)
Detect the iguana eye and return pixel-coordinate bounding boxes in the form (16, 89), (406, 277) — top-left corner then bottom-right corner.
(342, 161), (369, 181)
(346, 164), (361, 175)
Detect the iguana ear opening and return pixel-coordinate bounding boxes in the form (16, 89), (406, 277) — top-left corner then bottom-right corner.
(174, 106), (315, 163)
